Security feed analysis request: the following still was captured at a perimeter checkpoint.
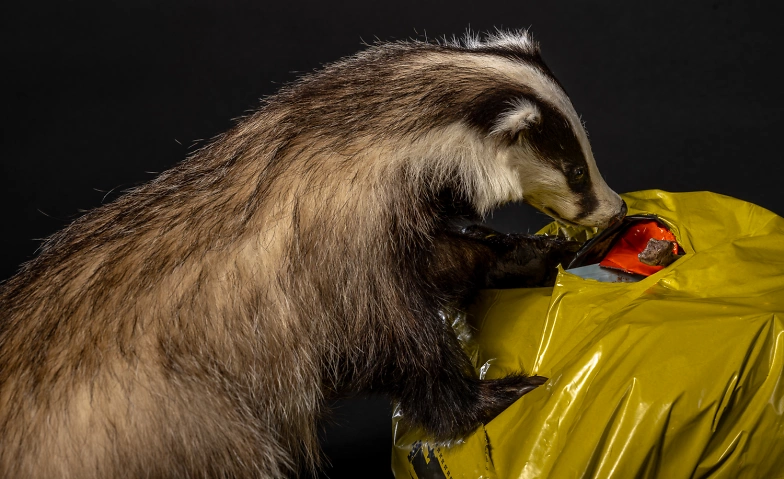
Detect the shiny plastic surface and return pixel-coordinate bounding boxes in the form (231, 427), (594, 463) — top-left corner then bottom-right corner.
(392, 190), (784, 479)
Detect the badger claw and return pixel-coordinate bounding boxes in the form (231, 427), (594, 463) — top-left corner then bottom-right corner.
(477, 374), (548, 423)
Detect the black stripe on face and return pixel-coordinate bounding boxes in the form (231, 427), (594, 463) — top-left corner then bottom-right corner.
(523, 101), (600, 221)
(573, 191), (599, 221)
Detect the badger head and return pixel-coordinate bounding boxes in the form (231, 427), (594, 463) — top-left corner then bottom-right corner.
(489, 92), (627, 230)
(442, 31), (627, 230)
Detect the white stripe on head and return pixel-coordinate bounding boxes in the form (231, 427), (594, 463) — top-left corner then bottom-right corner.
(458, 29), (539, 53)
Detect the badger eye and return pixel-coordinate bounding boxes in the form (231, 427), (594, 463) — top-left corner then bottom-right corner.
(571, 166), (586, 182)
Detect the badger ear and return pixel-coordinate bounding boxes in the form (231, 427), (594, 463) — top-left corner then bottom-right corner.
(491, 98), (541, 141)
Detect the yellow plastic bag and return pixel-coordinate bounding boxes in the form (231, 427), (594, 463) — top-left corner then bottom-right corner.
(392, 190), (784, 479)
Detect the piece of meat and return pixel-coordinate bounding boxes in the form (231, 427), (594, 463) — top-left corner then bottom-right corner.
(638, 238), (678, 267)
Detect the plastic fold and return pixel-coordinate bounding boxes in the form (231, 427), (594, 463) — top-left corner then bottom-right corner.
(392, 190), (784, 479)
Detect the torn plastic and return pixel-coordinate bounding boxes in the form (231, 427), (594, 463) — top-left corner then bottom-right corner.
(392, 190), (784, 479)
(597, 219), (679, 276)
(564, 215), (684, 282)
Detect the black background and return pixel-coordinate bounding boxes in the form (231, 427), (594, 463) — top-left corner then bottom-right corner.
(2, 1), (783, 477)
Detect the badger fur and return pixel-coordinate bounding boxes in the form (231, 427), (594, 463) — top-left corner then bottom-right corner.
(0, 31), (625, 478)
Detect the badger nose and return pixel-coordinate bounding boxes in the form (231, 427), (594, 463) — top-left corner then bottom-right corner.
(608, 201), (628, 228)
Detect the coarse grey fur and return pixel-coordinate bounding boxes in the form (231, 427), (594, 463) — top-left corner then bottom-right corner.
(0, 31), (624, 478)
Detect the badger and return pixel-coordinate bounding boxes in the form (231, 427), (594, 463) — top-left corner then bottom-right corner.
(0, 31), (625, 478)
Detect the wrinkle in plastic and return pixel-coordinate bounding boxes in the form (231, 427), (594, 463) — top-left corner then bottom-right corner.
(392, 191), (784, 479)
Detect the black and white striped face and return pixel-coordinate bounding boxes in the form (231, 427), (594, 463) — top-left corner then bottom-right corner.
(492, 94), (626, 229)
(453, 32), (627, 229)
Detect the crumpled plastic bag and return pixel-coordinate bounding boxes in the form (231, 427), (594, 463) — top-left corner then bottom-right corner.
(392, 190), (784, 479)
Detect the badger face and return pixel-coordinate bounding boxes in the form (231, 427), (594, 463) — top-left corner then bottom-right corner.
(492, 96), (626, 230)
(455, 33), (627, 230)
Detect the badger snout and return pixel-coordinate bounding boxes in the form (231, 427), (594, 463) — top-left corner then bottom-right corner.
(589, 197), (627, 229)
(564, 194), (626, 230)
(608, 201), (628, 228)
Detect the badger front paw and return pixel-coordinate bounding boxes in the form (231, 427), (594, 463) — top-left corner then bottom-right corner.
(398, 373), (548, 443)
(487, 235), (582, 288)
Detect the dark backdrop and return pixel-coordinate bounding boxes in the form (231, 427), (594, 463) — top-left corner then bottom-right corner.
(2, 1), (783, 477)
